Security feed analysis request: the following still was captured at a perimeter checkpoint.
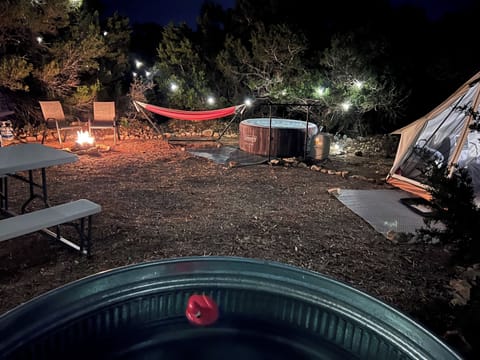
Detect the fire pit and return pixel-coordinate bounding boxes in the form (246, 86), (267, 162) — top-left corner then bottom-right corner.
(70, 130), (110, 154)
(0, 257), (461, 359)
(76, 130), (95, 147)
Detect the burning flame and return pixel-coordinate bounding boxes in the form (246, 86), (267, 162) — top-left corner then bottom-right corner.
(76, 130), (95, 146)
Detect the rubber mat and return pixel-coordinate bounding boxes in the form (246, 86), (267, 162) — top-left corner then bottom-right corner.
(188, 146), (268, 166)
(333, 188), (434, 236)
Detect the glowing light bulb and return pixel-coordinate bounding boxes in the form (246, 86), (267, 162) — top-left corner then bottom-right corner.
(353, 80), (363, 90)
(341, 101), (351, 111)
(316, 86), (328, 97)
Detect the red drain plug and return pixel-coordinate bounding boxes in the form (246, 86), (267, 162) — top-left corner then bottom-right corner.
(185, 294), (219, 326)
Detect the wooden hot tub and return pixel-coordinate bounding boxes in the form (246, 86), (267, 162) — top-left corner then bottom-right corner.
(239, 118), (318, 157)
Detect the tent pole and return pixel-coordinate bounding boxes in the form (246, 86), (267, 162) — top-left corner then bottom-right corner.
(450, 86), (480, 176)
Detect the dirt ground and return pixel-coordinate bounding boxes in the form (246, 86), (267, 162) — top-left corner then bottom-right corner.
(0, 137), (477, 359)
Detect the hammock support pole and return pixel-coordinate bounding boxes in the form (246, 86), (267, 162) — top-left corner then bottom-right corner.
(216, 105), (246, 142)
(135, 103), (163, 135)
(133, 101), (247, 142)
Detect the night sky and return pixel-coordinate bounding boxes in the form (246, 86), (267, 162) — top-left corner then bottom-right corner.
(390, 0), (474, 20)
(100, 0), (235, 27)
(100, 0), (473, 26)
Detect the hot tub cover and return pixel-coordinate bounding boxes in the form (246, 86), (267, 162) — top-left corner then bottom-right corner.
(242, 118), (318, 136)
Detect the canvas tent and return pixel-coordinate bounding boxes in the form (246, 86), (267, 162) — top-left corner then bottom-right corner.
(386, 71), (480, 206)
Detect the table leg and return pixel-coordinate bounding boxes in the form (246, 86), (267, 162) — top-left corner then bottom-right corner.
(0, 175), (8, 212)
(20, 168), (50, 213)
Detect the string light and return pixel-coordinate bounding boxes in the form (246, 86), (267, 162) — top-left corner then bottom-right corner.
(315, 86), (328, 97)
(69, 0), (82, 7)
(353, 80), (364, 90)
(341, 101), (351, 111)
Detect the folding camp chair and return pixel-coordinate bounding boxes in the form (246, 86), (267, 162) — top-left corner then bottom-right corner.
(89, 102), (118, 145)
(39, 101), (84, 145)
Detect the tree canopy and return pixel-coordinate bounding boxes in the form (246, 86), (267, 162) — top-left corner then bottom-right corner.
(1, 0), (479, 135)
(0, 0), (131, 122)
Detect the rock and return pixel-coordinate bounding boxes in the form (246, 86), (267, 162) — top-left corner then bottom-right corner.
(327, 188), (341, 195)
(449, 279), (471, 306)
(460, 264), (480, 284)
(350, 175), (368, 181)
(386, 230), (398, 244)
(283, 157), (296, 163)
(97, 144), (111, 152)
(202, 129), (214, 137)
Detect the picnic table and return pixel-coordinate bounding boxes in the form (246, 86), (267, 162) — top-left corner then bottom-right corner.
(0, 143), (78, 212)
(0, 143), (101, 256)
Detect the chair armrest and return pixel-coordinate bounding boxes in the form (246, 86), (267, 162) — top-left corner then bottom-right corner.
(45, 117), (58, 129)
(67, 115), (84, 126)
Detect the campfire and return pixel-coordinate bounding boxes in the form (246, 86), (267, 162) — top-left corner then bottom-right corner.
(76, 130), (95, 147)
(70, 130), (110, 154)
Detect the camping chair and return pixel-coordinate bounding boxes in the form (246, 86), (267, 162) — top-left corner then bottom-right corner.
(39, 101), (84, 145)
(89, 101), (118, 145)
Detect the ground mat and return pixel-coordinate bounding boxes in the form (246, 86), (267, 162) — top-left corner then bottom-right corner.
(188, 146), (268, 166)
(333, 188), (435, 237)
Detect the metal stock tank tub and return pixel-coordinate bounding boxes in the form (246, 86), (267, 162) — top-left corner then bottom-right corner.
(0, 257), (461, 359)
(239, 118), (318, 157)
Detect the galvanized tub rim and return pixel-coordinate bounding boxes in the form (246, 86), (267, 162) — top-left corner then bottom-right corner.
(0, 256), (461, 359)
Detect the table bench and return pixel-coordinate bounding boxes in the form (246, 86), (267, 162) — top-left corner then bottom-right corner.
(0, 199), (101, 256)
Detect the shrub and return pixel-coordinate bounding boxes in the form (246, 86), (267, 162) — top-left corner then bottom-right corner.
(416, 162), (480, 264)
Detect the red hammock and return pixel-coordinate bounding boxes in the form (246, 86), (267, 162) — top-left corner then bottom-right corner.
(134, 101), (245, 121)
